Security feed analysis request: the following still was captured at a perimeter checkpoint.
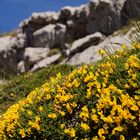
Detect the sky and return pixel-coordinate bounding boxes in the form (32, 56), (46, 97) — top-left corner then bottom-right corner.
(0, 0), (89, 33)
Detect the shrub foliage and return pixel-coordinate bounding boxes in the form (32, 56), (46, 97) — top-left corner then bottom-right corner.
(0, 44), (140, 140)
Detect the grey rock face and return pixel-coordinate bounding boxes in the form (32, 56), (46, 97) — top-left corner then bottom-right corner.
(23, 47), (50, 70)
(30, 53), (62, 72)
(65, 31), (131, 66)
(121, 0), (140, 24)
(59, 5), (89, 41)
(87, 0), (126, 35)
(0, 36), (18, 73)
(17, 61), (26, 73)
(19, 12), (59, 32)
(32, 23), (66, 49)
(0, 36), (11, 48)
(67, 32), (103, 56)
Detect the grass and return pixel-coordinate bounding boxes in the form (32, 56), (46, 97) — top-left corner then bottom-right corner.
(0, 31), (17, 38)
(113, 19), (140, 38)
(0, 64), (75, 114)
(47, 48), (61, 57)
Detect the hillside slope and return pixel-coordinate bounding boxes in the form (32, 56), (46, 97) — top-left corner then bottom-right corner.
(0, 43), (139, 139)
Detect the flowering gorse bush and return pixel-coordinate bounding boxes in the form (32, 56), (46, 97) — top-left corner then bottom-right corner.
(0, 44), (140, 140)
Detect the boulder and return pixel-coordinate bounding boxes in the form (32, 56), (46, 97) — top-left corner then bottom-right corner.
(59, 5), (89, 41)
(19, 11), (59, 32)
(0, 37), (18, 73)
(23, 47), (50, 67)
(0, 36), (11, 48)
(30, 53), (62, 72)
(32, 23), (66, 49)
(17, 60), (26, 73)
(87, 0), (126, 35)
(9, 34), (27, 50)
(67, 32), (103, 56)
(121, 0), (140, 24)
(65, 30), (131, 65)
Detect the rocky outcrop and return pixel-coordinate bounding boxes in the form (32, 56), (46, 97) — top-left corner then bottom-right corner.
(0, 0), (140, 73)
(87, 0), (125, 35)
(30, 53), (62, 72)
(32, 23), (66, 49)
(65, 31), (131, 66)
(0, 36), (18, 73)
(121, 0), (140, 24)
(67, 32), (103, 56)
(59, 5), (89, 41)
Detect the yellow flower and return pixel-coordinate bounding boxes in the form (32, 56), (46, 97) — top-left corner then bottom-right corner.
(70, 102), (77, 108)
(79, 112), (89, 121)
(28, 120), (40, 131)
(112, 126), (123, 135)
(48, 113), (57, 119)
(130, 105), (139, 111)
(59, 111), (65, 116)
(60, 124), (65, 129)
(120, 135), (125, 140)
(99, 49), (106, 55)
(109, 84), (117, 91)
(64, 128), (76, 138)
(64, 128), (69, 134)
(66, 103), (73, 114)
(91, 114), (98, 123)
(38, 106), (44, 112)
(46, 94), (51, 100)
(122, 44), (127, 49)
(35, 116), (41, 122)
(27, 110), (33, 116)
(81, 122), (90, 131)
(19, 129), (26, 138)
(32, 122), (40, 131)
(92, 109), (96, 113)
(82, 106), (88, 112)
(84, 75), (91, 82)
(124, 84), (129, 89)
(98, 128), (105, 137)
(69, 128), (76, 138)
(56, 72), (62, 79)
(86, 88), (92, 99)
(125, 63), (129, 70)
(132, 74), (137, 80)
(83, 69), (87, 74)
(92, 136), (99, 140)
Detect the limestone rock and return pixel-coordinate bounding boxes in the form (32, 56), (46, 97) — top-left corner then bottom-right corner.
(30, 53), (62, 72)
(23, 47), (50, 66)
(0, 37), (18, 73)
(87, 0), (126, 35)
(0, 36), (11, 48)
(67, 32), (103, 56)
(59, 5), (89, 41)
(66, 31), (131, 66)
(17, 61), (26, 73)
(32, 23), (66, 49)
(19, 11), (59, 31)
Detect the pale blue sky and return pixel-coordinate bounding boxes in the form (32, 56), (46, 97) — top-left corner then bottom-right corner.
(0, 0), (89, 33)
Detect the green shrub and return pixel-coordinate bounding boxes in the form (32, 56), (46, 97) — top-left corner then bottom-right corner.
(0, 64), (75, 114)
(0, 44), (139, 139)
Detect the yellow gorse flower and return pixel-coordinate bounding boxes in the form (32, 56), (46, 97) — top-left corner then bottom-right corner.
(81, 122), (90, 131)
(48, 113), (57, 119)
(0, 43), (139, 139)
(64, 128), (76, 138)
